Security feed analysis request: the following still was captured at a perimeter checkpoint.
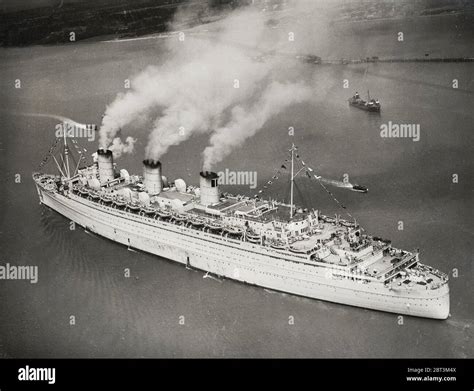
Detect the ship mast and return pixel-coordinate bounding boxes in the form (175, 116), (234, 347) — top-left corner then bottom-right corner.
(63, 124), (71, 179)
(290, 143), (295, 219)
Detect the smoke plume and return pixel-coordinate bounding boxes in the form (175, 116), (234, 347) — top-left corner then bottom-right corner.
(10, 111), (88, 130)
(99, 1), (332, 162)
(202, 81), (311, 170)
(109, 136), (137, 158)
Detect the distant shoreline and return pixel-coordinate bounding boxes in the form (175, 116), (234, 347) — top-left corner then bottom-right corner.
(333, 9), (474, 25)
(2, 9), (473, 50)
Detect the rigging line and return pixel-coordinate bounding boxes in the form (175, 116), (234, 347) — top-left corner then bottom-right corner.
(253, 150), (292, 197)
(311, 173), (357, 223)
(69, 148), (79, 176)
(292, 180), (307, 209)
(294, 149), (359, 224)
(38, 138), (59, 169)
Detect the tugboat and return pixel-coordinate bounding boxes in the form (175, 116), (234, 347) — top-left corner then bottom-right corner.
(348, 91), (381, 112)
(351, 184), (368, 193)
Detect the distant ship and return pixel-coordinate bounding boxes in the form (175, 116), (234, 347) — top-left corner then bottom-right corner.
(33, 136), (449, 319)
(349, 91), (381, 112)
(351, 184), (368, 193)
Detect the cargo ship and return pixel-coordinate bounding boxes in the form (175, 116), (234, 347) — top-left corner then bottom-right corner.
(33, 136), (449, 319)
(349, 91), (381, 112)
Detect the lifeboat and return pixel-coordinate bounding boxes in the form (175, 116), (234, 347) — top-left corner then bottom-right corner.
(224, 226), (244, 236)
(89, 191), (100, 200)
(127, 203), (140, 212)
(114, 198), (126, 208)
(100, 194), (114, 203)
(190, 218), (205, 228)
(289, 246), (311, 255)
(270, 241), (287, 250)
(246, 230), (261, 243)
(171, 214), (186, 223)
(205, 220), (223, 231)
(140, 207), (156, 215)
(79, 187), (90, 196)
(340, 220), (356, 228)
(155, 209), (171, 219)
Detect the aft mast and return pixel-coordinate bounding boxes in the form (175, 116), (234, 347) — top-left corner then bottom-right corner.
(290, 143), (295, 219)
(62, 126), (71, 179)
(46, 123), (84, 182)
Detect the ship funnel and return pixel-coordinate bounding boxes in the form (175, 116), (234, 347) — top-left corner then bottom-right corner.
(199, 171), (219, 206)
(143, 159), (163, 195)
(97, 149), (114, 185)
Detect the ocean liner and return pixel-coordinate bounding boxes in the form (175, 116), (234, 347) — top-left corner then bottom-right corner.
(33, 135), (450, 319)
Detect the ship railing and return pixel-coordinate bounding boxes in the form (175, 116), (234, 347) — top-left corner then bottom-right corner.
(381, 253), (418, 282)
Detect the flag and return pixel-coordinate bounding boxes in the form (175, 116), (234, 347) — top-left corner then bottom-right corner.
(281, 164), (287, 169)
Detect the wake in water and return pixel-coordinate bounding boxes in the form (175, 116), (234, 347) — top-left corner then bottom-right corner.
(203, 272), (223, 283)
(446, 318), (473, 330)
(319, 177), (353, 189)
(7, 111), (90, 129)
(304, 166), (358, 192)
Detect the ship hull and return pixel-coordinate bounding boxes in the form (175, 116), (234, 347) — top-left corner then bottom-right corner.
(37, 186), (449, 319)
(349, 102), (381, 112)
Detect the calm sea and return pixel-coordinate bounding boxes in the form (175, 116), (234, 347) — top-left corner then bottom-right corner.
(0, 13), (472, 358)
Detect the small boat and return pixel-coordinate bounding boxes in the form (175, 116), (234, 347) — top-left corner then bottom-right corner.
(270, 240), (287, 250)
(100, 194), (114, 203)
(246, 230), (262, 243)
(89, 191), (100, 200)
(289, 246), (311, 254)
(170, 214), (186, 223)
(127, 203), (140, 212)
(205, 220), (224, 231)
(190, 218), (205, 227)
(225, 226), (244, 236)
(79, 187), (90, 196)
(113, 198), (126, 208)
(155, 210), (171, 219)
(140, 207), (156, 215)
(351, 184), (368, 193)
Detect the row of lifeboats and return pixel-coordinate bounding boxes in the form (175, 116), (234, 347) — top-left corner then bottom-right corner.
(319, 215), (357, 228)
(36, 175), (57, 192)
(72, 186), (249, 237)
(73, 186), (312, 248)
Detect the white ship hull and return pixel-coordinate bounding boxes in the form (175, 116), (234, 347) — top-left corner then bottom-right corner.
(37, 186), (450, 319)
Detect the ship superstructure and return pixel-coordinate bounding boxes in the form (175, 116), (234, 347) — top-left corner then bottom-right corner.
(33, 137), (449, 319)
